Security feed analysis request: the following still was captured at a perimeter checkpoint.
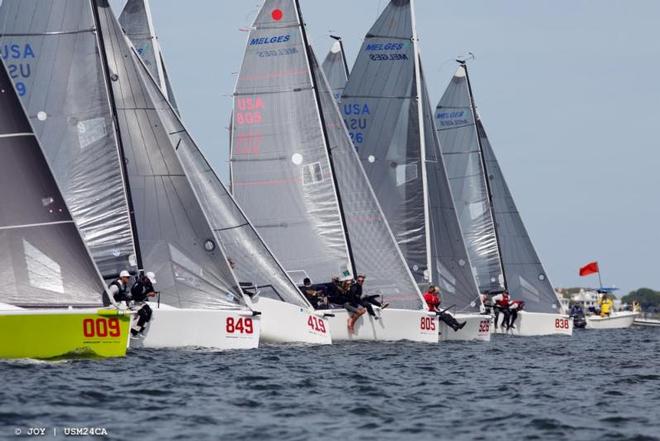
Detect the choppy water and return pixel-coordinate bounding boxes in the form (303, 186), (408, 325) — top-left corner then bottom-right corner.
(1, 328), (659, 441)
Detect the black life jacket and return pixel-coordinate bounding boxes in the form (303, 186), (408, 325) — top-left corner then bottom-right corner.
(101, 279), (128, 306)
(131, 278), (154, 303)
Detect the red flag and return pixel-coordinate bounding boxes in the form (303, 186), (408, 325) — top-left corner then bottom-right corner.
(579, 261), (599, 277)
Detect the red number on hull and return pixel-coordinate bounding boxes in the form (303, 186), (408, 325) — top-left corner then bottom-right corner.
(82, 318), (121, 338)
(420, 317), (436, 331)
(226, 317), (254, 334)
(307, 316), (327, 333)
(554, 318), (569, 329)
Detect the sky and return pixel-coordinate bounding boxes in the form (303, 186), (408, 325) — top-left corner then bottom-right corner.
(111, 0), (660, 295)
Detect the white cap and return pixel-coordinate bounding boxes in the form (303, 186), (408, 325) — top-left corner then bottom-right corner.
(119, 270), (131, 278)
(145, 271), (157, 284)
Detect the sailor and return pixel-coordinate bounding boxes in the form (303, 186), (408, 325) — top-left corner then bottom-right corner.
(599, 294), (614, 317)
(299, 278), (328, 309)
(423, 286), (466, 332)
(103, 270), (132, 307)
(130, 271), (159, 336)
(345, 276), (366, 332)
(492, 291), (511, 329)
(508, 299), (525, 329)
(355, 274), (389, 320)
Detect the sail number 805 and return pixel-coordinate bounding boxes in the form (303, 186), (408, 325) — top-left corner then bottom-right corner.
(420, 317), (436, 331)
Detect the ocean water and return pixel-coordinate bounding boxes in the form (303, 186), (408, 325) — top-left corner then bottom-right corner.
(1, 328), (658, 441)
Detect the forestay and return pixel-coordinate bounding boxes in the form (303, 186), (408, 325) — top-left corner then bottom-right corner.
(479, 120), (558, 313)
(0, 0), (138, 278)
(0, 57), (106, 307)
(435, 66), (504, 295)
(131, 42), (310, 309)
(341, 0), (428, 282)
(95, 1), (245, 309)
(321, 37), (349, 102)
(230, 0), (352, 284)
(119, 0), (179, 113)
(311, 49), (422, 310)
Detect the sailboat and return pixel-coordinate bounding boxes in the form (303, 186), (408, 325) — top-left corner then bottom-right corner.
(230, 0), (437, 342)
(341, 0), (490, 341)
(435, 62), (572, 336)
(120, 2), (330, 344)
(128, 28), (330, 345)
(0, 57), (131, 359)
(119, 0), (179, 113)
(321, 36), (349, 102)
(0, 0), (261, 350)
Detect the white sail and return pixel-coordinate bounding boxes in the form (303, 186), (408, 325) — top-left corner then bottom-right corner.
(321, 36), (349, 102)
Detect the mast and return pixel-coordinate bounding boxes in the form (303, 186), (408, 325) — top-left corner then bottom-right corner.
(410, 0), (433, 283)
(294, 0), (357, 277)
(330, 35), (350, 80)
(90, 0), (144, 271)
(142, 0), (167, 95)
(461, 60), (508, 291)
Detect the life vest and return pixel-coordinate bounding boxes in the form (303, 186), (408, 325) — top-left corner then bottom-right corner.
(424, 291), (440, 312)
(101, 279), (128, 306)
(510, 300), (525, 311)
(131, 277), (154, 303)
(495, 293), (510, 308)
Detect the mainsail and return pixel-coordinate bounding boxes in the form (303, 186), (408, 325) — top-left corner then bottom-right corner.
(0, 57), (106, 307)
(231, 0), (353, 283)
(437, 63), (558, 313)
(435, 65), (504, 294)
(119, 0), (179, 113)
(231, 0), (423, 309)
(131, 37), (311, 309)
(321, 36), (349, 102)
(94, 0), (245, 309)
(0, 0), (139, 278)
(341, 0), (480, 310)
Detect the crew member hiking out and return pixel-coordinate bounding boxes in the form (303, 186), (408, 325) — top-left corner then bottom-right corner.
(103, 270), (132, 307)
(492, 291), (512, 330)
(424, 286), (466, 332)
(130, 271), (158, 336)
(345, 276), (366, 333)
(355, 274), (389, 320)
(508, 299), (525, 330)
(299, 278), (328, 309)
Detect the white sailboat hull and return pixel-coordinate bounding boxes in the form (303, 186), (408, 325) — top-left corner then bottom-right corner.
(586, 312), (638, 329)
(132, 305), (260, 350)
(439, 313), (491, 342)
(249, 297), (332, 344)
(493, 311), (573, 336)
(326, 308), (438, 342)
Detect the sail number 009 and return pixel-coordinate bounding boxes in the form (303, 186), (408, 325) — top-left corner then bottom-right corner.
(82, 317), (121, 338)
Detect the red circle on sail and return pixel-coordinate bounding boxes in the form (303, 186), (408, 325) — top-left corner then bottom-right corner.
(272, 9), (283, 21)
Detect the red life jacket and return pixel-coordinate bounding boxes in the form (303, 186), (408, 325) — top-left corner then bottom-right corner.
(496, 293), (510, 308)
(424, 291), (440, 312)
